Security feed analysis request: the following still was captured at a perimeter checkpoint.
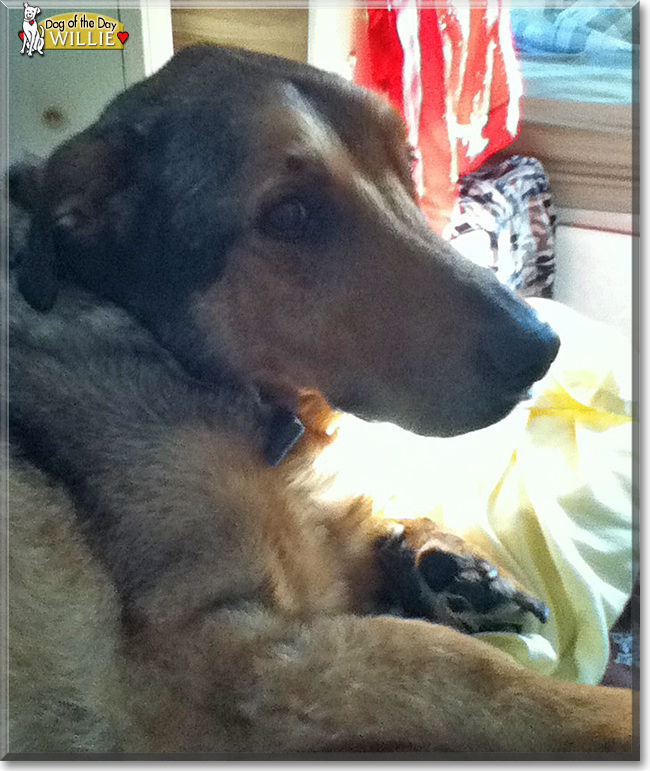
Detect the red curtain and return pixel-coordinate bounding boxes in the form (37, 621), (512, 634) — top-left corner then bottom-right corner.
(353, 1), (522, 234)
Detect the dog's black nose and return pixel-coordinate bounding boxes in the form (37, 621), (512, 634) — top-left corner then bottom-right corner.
(481, 301), (561, 392)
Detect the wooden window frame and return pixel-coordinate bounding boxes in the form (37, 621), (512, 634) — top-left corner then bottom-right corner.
(506, 97), (637, 233)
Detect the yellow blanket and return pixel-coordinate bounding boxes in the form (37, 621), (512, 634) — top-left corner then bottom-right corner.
(314, 299), (634, 685)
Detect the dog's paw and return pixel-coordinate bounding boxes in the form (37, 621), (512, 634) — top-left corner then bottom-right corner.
(416, 547), (549, 633)
(375, 527), (548, 634)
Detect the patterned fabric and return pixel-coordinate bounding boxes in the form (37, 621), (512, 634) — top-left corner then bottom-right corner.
(353, 1), (522, 233)
(443, 156), (556, 299)
(511, 3), (633, 65)
(610, 632), (636, 667)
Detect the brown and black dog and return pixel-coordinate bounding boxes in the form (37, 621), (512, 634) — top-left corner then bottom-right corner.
(7, 45), (634, 756)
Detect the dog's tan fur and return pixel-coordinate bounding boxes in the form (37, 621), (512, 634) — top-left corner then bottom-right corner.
(9, 412), (634, 754)
(9, 459), (127, 752)
(7, 46), (635, 756)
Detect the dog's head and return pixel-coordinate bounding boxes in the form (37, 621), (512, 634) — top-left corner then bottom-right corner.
(23, 3), (40, 21)
(11, 45), (559, 437)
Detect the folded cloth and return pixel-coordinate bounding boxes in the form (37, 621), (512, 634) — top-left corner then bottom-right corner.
(443, 156), (556, 299)
(465, 298), (634, 684)
(314, 299), (634, 685)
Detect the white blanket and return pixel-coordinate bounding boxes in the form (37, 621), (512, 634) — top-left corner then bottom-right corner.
(314, 299), (634, 685)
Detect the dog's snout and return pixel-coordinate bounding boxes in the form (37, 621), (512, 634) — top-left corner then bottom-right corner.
(481, 301), (561, 393)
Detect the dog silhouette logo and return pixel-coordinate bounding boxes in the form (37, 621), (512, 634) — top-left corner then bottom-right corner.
(19, 2), (45, 56)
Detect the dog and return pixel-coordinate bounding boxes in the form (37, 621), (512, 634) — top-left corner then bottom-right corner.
(7, 45), (635, 755)
(20, 2), (44, 57)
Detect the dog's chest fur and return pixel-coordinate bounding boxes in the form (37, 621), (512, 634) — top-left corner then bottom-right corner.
(9, 277), (375, 624)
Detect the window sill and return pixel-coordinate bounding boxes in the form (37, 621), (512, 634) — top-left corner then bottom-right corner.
(506, 97), (637, 217)
(556, 208), (636, 236)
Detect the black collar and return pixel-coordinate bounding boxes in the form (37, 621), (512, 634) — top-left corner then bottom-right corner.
(263, 406), (304, 466)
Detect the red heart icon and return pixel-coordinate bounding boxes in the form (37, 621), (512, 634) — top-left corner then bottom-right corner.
(29, 20), (34, 25)
(117, 31), (128, 44)
(18, 31), (24, 40)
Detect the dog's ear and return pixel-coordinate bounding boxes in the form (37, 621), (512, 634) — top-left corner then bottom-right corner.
(9, 159), (43, 212)
(18, 215), (58, 311)
(9, 160), (59, 311)
(44, 126), (142, 244)
(9, 121), (145, 311)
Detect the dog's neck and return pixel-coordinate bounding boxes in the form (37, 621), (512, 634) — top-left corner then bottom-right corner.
(146, 311), (306, 465)
(10, 206), (306, 467)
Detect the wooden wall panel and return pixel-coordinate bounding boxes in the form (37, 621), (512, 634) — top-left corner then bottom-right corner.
(507, 99), (636, 215)
(172, 9), (308, 63)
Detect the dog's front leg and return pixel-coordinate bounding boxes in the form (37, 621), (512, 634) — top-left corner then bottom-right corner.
(123, 609), (634, 754)
(295, 397), (548, 634)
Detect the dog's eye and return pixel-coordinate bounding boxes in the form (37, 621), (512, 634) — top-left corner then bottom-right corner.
(261, 199), (310, 240)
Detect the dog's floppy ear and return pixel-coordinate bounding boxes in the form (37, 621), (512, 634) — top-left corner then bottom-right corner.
(9, 160), (59, 311)
(9, 159), (43, 212)
(44, 126), (142, 243)
(11, 122), (149, 310)
(19, 216), (57, 311)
